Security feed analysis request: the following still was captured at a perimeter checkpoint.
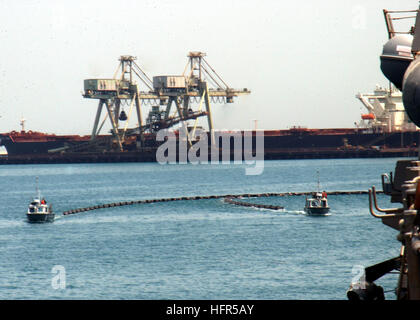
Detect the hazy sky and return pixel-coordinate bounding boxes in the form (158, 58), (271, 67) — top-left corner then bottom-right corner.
(0, 0), (418, 135)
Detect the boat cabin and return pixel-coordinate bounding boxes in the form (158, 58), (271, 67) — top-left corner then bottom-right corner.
(28, 199), (50, 214)
(307, 193), (328, 208)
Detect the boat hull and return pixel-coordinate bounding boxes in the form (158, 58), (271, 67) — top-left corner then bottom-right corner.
(26, 213), (55, 223)
(304, 207), (330, 215)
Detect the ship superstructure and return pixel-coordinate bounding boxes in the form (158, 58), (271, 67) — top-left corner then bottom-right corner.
(356, 85), (418, 132)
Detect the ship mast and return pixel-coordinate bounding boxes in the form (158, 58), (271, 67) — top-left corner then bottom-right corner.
(317, 170), (320, 193)
(20, 117), (26, 132)
(35, 176), (40, 200)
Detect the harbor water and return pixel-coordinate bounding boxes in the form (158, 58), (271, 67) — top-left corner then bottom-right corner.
(0, 158), (408, 299)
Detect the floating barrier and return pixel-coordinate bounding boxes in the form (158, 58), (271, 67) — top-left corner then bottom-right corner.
(223, 197), (284, 210)
(62, 190), (377, 215)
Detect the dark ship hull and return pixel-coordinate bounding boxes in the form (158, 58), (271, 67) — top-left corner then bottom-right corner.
(262, 128), (418, 149)
(0, 131), (91, 155)
(0, 128), (418, 161)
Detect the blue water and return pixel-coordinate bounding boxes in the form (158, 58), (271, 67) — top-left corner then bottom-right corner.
(0, 158), (409, 299)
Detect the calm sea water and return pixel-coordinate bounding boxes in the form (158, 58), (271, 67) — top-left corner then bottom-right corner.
(0, 158), (410, 300)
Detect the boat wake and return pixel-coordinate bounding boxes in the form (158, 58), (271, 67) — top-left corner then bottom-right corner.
(251, 207), (286, 213)
(285, 210), (306, 216)
(0, 219), (25, 228)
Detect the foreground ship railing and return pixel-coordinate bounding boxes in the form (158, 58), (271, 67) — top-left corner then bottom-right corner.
(346, 6), (420, 300)
(347, 160), (420, 300)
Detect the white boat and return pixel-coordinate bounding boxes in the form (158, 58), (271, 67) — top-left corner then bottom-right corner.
(26, 178), (54, 223)
(304, 192), (330, 215)
(304, 171), (330, 215)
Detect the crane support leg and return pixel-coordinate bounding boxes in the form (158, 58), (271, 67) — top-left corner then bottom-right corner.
(105, 100), (123, 151)
(175, 97), (192, 148)
(203, 83), (215, 145)
(91, 99), (104, 140)
(183, 96), (190, 118)
(114, 99), (121, 129)
(165, 98), (173, 120)
(135, 92), (145, 146)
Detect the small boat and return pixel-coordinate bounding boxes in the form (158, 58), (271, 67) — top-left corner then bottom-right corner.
(304, 192), (330, 215)
(304, 171), (330, 215)
(26, 178), (54, 223)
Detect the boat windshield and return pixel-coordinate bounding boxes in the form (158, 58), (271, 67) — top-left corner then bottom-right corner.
(310, 200), (319, 207)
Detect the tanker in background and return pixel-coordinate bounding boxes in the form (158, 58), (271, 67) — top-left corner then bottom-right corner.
(0, 88), (418, 160)
(0, 117), (418, 160)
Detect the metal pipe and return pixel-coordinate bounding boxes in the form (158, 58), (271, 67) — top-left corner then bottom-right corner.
(372, 186), (404, 213)
(368, 189), (399, 218)
(385, 10), (419, 13)
(392, 16), (417, 20)
(405, 176), (420, 184)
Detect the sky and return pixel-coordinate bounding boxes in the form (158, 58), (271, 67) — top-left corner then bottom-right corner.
(0, 0), (418, 135)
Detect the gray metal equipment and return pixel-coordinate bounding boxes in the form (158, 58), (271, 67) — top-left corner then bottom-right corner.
(380, 34), (413, 90)
(348, 7), (420, 301)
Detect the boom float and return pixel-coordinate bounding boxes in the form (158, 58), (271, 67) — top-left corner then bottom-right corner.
(62, 190), (373, 216)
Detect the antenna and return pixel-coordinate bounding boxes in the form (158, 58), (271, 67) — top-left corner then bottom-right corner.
(20, 116), (26, 132)
(317, 170), (320, 193)
(252, 119), (258, 131)
(35, 176), (40, 199)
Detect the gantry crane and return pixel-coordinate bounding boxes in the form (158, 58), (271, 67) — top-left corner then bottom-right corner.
(80, 52), (250, 152)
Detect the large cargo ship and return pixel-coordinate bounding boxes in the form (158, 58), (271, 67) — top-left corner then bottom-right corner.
(0, 85), (418, 162)
(0, 130), (91, 155)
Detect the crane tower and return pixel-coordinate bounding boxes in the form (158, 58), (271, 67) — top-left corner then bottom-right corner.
(82, 52), (250, 151)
